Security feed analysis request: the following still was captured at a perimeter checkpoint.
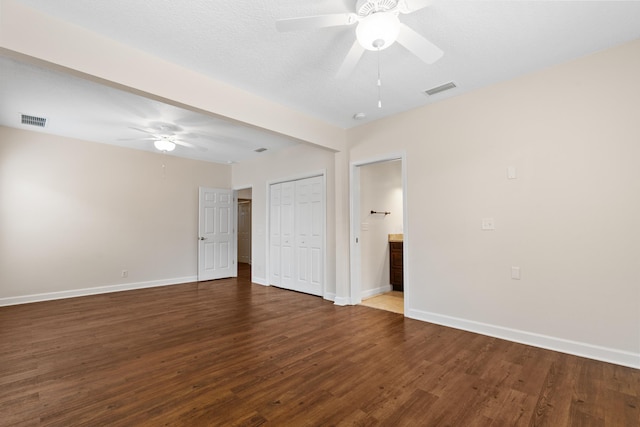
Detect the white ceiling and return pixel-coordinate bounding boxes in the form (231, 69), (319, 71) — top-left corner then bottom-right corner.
(0, 55), (300, 164)
(2, 0), (640, 163)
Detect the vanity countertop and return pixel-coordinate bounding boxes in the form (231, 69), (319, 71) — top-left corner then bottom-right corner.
(388, 234), (403, 243)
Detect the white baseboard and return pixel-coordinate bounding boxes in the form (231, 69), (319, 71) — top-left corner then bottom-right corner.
(0, 276), (198, 307)
(323, 292), (336, 302)
(333, 296), (351, 306)
(361, 284), (392, 300)
(251, 276), (268, 286)
(407, 308), (640, 370)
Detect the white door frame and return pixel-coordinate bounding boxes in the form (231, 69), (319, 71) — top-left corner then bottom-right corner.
(349, 153), (408, 310)
(266, 170), (327, 298)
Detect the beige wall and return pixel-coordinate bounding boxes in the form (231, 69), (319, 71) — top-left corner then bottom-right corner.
(0, 126), (230, 300)
(232, 143), (336, 298)
(347, 40), (640, 364)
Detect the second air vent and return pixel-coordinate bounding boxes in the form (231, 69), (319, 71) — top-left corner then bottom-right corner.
(424, 82), (457, 96)
(21, 114), (47, 127)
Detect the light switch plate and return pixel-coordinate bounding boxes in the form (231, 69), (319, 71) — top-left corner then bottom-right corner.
(507, 166), (517, 179)
(481, 218), (495, 230)
(511, 266), (521, 280)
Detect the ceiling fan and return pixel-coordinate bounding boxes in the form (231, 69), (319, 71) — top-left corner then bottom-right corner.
(276, 0), (444, 79)
(124, 122), (208, 152)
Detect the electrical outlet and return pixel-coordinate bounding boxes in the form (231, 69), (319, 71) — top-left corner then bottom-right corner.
(121, 270), (128, 278)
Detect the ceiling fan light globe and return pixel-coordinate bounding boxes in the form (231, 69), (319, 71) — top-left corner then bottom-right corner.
(154, 139), (176, 152)
(356, 12), (400, 51)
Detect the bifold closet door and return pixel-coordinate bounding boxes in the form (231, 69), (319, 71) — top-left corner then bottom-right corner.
(269, 184), (281, 286)
(269, 176), (323, 296)
(294, 176), (323, 296)
(269, 181), (294, 288)
(280, 181), (295, 289)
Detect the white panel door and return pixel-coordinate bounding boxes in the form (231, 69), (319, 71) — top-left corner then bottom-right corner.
(280, 181), (295, 290)
(295, 176), (323, 296)
(269, 184), (282, 285)
(198, 187), (237, 281)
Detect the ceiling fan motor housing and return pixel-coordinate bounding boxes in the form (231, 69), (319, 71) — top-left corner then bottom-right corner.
(356, 0), (399, 16)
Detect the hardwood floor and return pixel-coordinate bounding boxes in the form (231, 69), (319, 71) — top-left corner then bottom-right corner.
(1, 266), (638, 426)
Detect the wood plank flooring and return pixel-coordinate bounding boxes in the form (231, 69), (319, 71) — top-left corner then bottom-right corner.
(1, 265), (638, 426)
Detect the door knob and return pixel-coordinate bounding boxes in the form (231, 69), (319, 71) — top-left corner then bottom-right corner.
(199, 237), (206, 241)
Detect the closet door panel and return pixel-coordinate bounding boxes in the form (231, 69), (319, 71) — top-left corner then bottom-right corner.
(294, 176), (323, 296)
(269, 184), (282, 285)
(280, 182), (295, 289)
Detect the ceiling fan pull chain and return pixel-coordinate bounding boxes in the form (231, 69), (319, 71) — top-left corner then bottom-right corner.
(377, 47), (382, 109)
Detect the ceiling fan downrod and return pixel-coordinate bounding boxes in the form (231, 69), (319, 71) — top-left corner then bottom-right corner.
(376, 44), (383, 109)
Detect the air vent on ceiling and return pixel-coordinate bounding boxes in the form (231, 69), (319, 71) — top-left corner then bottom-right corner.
(424, 82), (457, 96)
(254, 148), (267, 153)
(21, 114), (47, 127)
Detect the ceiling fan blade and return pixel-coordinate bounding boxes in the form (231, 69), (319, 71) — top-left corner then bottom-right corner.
(118, 136), (156, 141)
(399, 0), (433, 14)
(276, 13), (357, 32)
(396, 24), (443, 64)
(336, 40), (365, 79)
(173, 140), (208, 152)
(129, 126), (158, 136)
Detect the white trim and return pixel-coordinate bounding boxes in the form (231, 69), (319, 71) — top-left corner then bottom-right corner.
(233, 189), (238, 277)
(267, 170), (327, 186)
(233, 184), (253, 192)
(333, 296), (351, 306)
(407, 308), (640, 369)
(361, 285), (393, 299)
(321, 172), (328, 303)
(0, 276), (198, 307)
(252, 277), (269, 286)
(349, 163), (361, 305)
(265, 179), (271, 287)
(323, 292), (336, 302)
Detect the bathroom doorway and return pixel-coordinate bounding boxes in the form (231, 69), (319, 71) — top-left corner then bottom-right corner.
(351, 156), (406, 314)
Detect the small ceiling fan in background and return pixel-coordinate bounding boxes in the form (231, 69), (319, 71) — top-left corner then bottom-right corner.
(276, 0), (444, 79)
(123, 122), (208, 152)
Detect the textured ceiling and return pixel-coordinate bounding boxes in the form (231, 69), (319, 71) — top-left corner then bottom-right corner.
(2, 0), (640, 162)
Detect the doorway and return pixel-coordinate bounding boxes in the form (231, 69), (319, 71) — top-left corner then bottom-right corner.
(350, 155), (407, 314)
(236, 187), (252, 281)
